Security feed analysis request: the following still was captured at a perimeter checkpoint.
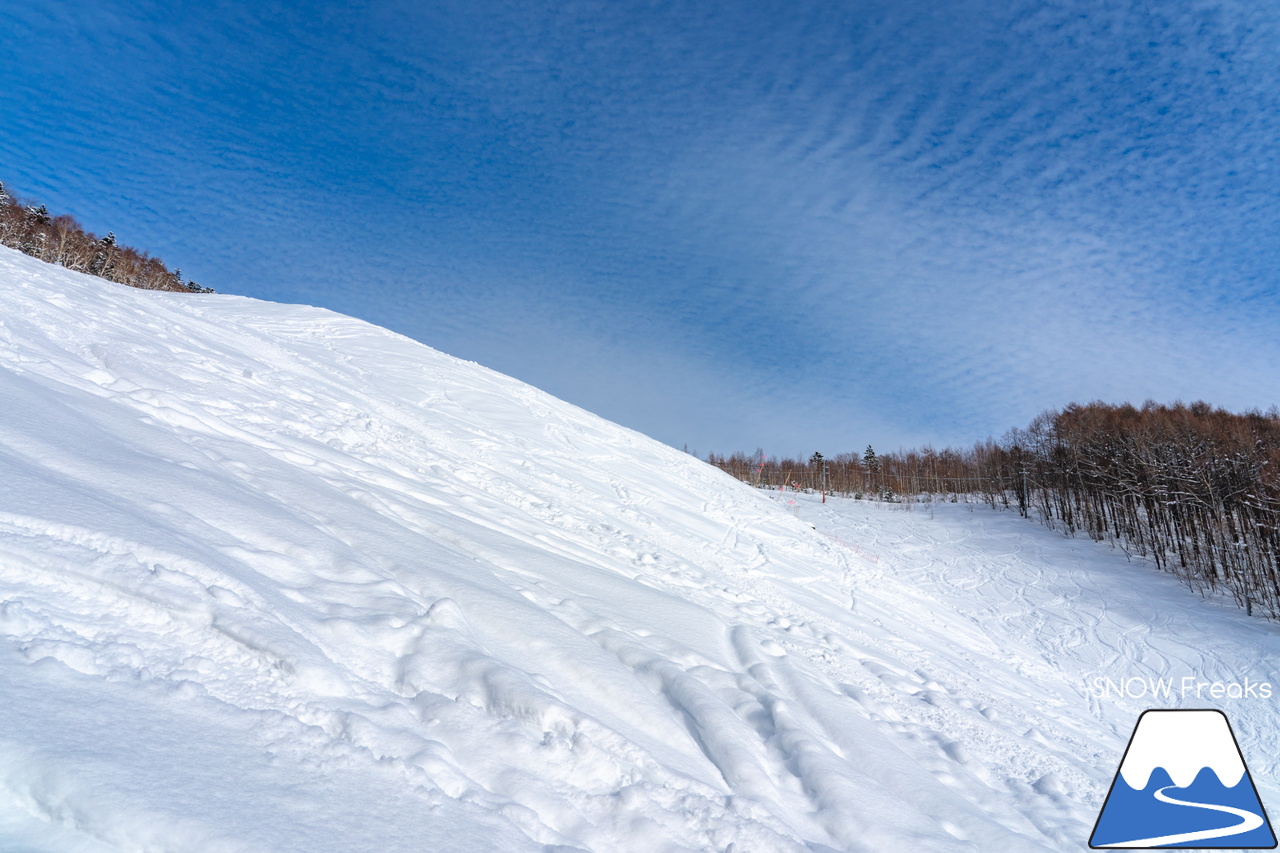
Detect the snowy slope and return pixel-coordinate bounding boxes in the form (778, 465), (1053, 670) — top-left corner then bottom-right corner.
(1, 246), (1278, 853)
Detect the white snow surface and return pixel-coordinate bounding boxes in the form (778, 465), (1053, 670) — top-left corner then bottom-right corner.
(2, 246), (1279, 852)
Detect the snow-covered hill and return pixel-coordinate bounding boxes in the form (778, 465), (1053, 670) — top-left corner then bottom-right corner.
(2, 246), (1278, 852)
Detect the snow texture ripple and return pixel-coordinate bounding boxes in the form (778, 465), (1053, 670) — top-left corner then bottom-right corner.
(0, 246), (1278, 852)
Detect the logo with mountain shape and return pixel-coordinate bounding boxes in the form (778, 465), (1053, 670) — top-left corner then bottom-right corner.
(1090, 709), (1276, 848)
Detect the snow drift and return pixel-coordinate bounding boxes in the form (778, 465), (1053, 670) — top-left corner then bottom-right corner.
(2, 246), (1278, 852)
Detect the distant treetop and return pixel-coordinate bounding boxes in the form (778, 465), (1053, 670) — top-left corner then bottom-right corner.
(0, 180), (213, 293)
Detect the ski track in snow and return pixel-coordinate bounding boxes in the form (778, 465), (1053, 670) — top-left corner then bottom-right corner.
(1, 247), (1278, 852)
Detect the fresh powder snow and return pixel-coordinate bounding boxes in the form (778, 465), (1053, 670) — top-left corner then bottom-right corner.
(1, 245), (1278, 852)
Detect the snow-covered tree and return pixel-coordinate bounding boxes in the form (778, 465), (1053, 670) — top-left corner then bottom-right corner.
(88, 232), (117, 277)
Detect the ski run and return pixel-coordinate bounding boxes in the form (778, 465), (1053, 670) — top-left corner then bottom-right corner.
(0, 245), (1277, 852)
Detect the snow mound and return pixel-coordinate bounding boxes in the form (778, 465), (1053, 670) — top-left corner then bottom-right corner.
(3, 246), (1278, 852)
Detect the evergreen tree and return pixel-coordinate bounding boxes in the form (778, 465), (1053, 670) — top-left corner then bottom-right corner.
(0, 183), (13, 241)
(89, 232), (116, 276)
(811, 451), (827, 495)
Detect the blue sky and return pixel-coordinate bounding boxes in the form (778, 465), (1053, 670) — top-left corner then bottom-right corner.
(3, 0), (1279, 456)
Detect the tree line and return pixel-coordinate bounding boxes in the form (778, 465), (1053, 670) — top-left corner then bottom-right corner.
(709, 400), (1280, 618)
(0, 181), (212, 293)
(707, 443), (1010, 503)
